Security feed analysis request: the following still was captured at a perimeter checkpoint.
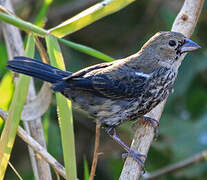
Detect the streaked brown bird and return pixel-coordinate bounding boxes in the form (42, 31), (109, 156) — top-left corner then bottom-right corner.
(7, 31), (200, 167)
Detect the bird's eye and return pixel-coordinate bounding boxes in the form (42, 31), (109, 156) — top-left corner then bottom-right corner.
(168, 40), (176, 47)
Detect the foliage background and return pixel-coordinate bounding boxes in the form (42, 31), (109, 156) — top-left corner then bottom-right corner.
(0, 0), (207, 179)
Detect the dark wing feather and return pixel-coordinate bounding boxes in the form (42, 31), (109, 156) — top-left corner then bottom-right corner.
(91, 73), (148, 99)
(64, 62), (113, 80)
(64, 62), (150, 99)
(52, 62), (113, 93)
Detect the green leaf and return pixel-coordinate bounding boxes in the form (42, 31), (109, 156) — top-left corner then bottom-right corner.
(0, 11), (47, 36)
(0, 42), (8, 76)
(0, 34), (35, 179)
(46, 35), (77, 180)
(83, 157), (89, 180)
(49, 0), (135, 37)
(0, 6), (116, 61)
(0, 72), (14, 130)
(58, 38), (114, 62)
(35, 0), (53, 27)
(0, 72), (14, 110)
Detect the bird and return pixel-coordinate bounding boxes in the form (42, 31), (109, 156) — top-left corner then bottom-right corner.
(6, 31), (200, 167)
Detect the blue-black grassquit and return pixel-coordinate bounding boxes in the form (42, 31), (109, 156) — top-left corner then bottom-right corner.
(7, 31), (200, 167)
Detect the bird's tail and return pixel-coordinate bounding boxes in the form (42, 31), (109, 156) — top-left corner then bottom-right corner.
(7, 56), (71, 83)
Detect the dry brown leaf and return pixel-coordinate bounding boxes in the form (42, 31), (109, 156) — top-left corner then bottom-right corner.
(21, 83), (52, 121)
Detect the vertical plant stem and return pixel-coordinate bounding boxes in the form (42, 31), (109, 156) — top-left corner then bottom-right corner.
(46, 35), (77, 180)
(89, 121), (101, 180)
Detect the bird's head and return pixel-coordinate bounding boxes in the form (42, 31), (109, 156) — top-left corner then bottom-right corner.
(141, 31), (200, 67)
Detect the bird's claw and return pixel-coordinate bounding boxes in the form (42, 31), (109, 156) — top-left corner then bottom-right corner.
(122, 152), (128, 159)
(122, 150), (146, 169)
(139, 116), (159, 138)
(139, 116), (159, 128)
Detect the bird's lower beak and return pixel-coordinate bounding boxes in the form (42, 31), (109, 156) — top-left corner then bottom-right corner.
(180, 38), (201, 54)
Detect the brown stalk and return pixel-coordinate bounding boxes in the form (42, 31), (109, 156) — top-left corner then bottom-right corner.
(89, 121), (101, 180)
(144, 150), (207, 180)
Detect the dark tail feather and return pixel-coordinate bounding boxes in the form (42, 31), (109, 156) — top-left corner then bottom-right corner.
(7, 56), (71, 83)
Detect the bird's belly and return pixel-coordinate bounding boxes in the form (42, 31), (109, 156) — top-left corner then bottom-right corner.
(62, 88), (131, 118)
(137, 88), (168, 115)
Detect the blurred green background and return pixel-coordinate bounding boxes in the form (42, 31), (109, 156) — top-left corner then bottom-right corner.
(0, 0), (207, 179)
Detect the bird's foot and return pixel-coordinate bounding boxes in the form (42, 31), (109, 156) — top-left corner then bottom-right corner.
(131, 116), (159, 129)
(122, 151), (146, 169)
(138, 116), (159, 127)
(138, 116), (159, 138)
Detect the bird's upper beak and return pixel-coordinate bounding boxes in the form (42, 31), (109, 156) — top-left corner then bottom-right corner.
(180, 38), (201, 54)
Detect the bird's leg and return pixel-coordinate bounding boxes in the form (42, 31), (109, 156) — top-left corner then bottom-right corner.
(105, 127), (146, 168)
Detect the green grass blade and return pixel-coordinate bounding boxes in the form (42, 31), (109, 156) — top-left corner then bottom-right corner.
(0, 34), (35, 179)
(0, 72), (14, 130)
(83, 157), (89, 180)
(35, 0), (53, 27)
(0, 11), (114, 62)
(0, 6), (115, 61)
(0, 72), (14, 110)
(48, 0), (135, 37)
(46, 35), (77, 180)
(0, 42), (8, 75)
(58, 38), (114, 62)
(0, 11), (47, 36)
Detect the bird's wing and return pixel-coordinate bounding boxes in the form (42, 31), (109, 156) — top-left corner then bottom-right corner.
(65, 63), (151, 99)
(91, 71), (150, 99)
(64, 62), (113, 80)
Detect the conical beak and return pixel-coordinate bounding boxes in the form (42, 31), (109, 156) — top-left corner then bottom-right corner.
(180, 38), (201, 54)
